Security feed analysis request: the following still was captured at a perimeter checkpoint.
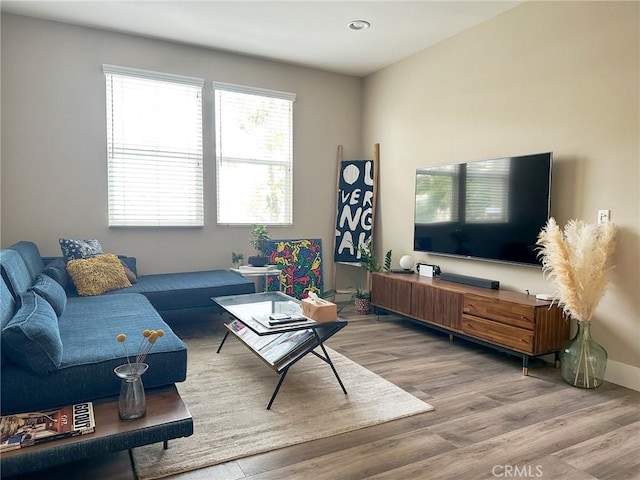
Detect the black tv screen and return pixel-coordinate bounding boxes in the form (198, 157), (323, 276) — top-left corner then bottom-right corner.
(414, 152), (552, 267)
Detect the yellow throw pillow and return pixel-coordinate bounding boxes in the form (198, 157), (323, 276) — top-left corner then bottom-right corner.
(66, 254), (132, 296)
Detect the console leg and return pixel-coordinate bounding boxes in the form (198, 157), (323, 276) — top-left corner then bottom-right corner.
(554, 351), (560, 369)
(449, 334), (454, 343)
(522, 356), (529, 376)
(163, 440), (168, 450)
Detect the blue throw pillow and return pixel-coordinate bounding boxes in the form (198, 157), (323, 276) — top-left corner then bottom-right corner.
(118, 255), (137, 276)
(59, 238), (103, 262)
(29, 273), (67, 317)
(2, 291), (63, 374)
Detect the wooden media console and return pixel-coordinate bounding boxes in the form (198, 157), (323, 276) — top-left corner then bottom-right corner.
(371, 272), (570, 374)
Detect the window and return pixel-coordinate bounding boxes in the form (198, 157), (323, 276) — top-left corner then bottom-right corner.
(103, 65), (204, 227)
(214, 82), (295, 225)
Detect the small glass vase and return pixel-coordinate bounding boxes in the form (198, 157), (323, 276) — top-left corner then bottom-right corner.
(560, 321), (607, 389)
(114, 362), (149, 420)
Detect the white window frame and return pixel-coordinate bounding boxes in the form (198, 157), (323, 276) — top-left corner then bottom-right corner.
(103, 64), (204, 227)
(214, 81), (295, 226)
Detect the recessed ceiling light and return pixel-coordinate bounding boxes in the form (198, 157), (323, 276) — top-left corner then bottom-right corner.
(347, 20), (370, 31)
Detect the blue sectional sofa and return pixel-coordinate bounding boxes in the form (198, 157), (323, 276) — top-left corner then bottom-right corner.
(0, 241), (255, 416)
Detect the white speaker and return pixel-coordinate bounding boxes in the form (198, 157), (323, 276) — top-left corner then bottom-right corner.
(399, 255), (414, 270)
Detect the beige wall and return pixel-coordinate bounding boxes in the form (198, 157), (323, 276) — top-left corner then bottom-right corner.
(363, 1), (640, 387)
(1, 14), (362, 277)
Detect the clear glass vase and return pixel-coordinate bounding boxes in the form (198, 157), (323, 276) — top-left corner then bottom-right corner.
(114, 362), (149, 420)
(560, 321), (607, 389)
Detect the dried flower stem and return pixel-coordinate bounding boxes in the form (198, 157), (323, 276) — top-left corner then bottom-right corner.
(116, 329), (164, 367)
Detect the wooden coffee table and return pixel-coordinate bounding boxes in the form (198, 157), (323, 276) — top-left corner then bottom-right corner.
(0, 386), (193, 477)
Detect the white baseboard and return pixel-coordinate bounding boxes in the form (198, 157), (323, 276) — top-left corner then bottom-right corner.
(605, 360), (640, 391)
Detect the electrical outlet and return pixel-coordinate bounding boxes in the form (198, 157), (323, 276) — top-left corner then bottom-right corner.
(598, 209), (610, 224)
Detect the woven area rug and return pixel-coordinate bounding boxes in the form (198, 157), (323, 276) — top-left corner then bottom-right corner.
(132, 335), (434, 480)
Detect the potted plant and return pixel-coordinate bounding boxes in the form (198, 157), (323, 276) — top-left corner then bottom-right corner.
(231, 252), (244, 269)
(248, 224), (271, 267)
(353, 287), (372, 315)
(537, 218), (616, 388)
(353, 238), (392, 314)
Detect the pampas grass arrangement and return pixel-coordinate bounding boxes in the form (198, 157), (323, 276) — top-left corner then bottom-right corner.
(537, 217), (616, 388)
(537, 218), (617, 321)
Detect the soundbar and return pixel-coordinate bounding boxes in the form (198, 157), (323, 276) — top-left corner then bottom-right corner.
(439, 272), (500, 290)
(390, 269), (415, 274)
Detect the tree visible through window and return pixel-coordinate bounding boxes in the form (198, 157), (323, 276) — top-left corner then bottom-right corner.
(214, 82), (295, 225)
(103, 65), (204, 227)
(415, 164), (460, 224)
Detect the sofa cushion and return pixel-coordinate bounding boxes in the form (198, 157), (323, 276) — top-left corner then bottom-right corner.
(105, 269), (255, 312)
(0, 278), (16, 368)
(59, 238), (104, 262)
(66, 254), (132, 296)
(42, 257), (69, 290)
(1, 293), (187, 415)
(120, 260), (138, 284)
(0, 278), (16, 331)
(118, 255), (137, 276)
(29, 273), (67, 317)
(8, 241), (45, 280)
(2, 291), (63, 374)
(0, 249), (33, 299)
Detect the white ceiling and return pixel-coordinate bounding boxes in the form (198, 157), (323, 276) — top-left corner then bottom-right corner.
(1, 1), (521, 77)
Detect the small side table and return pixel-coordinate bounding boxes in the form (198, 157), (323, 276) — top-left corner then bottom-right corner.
(230, 266), (281, 292)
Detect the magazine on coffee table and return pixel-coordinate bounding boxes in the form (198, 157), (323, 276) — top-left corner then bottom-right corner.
(260, 329), (315, 365)
(1, 402), (95, 451)
(228, 320), (280, 351)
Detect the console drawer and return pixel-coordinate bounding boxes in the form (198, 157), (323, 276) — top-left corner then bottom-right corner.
(462, 314), (534, 354)
(464, 294), (535, 330)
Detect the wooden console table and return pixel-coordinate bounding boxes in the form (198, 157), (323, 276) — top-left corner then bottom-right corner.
(371, 272), (570, 375)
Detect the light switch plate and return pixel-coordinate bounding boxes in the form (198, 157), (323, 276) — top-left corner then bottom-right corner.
(598, 209), (610, 224)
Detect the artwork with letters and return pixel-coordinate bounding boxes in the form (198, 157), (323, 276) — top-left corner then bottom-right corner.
(334, 159), (376, 263)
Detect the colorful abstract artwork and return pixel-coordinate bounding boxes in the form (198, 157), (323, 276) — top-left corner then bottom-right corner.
(263, 239), (323, 299)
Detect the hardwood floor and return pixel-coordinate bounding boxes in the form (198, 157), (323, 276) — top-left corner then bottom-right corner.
(8, 307), (640, 480)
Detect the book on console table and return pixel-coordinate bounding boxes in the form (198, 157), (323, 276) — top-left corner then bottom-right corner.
(0, 402), (95, 452)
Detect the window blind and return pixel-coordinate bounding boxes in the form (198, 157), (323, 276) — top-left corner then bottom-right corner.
(465, 158), (510, 223)
(214, 82), (295, 225)
(104, 65), (204, 227)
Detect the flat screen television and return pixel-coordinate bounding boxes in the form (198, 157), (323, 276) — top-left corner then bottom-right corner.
(414, 152), (552, 267)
